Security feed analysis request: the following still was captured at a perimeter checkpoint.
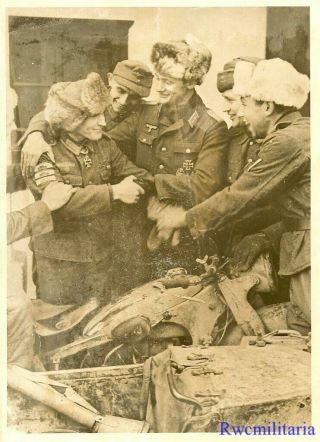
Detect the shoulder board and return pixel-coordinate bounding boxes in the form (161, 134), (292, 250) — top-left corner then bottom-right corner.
(205, 107), (224, 122)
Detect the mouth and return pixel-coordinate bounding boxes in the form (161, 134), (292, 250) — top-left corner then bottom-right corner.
(158, 93), (170, 99)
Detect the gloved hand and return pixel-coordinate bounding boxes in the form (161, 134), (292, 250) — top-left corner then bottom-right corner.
(232, 232), (272, 272)
(147, 195), (169, 220)
(156, 205), (187, 231)
(147, 196), (183, 251)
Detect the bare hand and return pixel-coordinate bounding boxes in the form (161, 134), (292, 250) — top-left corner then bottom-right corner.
(112, 175), (145, 204)
(21, 132), (54, 178)
(42, 182), (76, 211)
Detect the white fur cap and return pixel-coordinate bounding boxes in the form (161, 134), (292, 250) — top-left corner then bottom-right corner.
(247, 58), (310, 109)
(232, 61), (256, 96)
(157, 56), (186, 79)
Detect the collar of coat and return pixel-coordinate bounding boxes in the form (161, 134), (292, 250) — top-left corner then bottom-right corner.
(59, 133), (95, 156)
(271, 110), (303, 133)
(153, 92), (208, 134)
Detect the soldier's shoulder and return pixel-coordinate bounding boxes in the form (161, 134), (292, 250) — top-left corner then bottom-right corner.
(205, 107), (224, 123)
(198, 107), (227, 134)
(138, 99), (161, 113)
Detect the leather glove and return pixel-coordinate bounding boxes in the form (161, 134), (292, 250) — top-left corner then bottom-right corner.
(147, 195), (169, 220)
(232, 232), (271, 272)
(147, 196), (182, 251)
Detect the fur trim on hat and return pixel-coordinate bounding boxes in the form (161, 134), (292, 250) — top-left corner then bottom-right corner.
(247, 58), (310, 109)
(151, 34), (212, 85)
(44, 72), (108, 132)
(232, 60), (256, 96)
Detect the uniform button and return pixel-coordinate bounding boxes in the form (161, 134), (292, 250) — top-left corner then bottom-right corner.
(106, 165), (111, 170)
(228, 176), (233, 182)
(248, 158), (253, 163)
(142, 138), (147, 142)
(88, 222), (92, 227)
(249, 141), (254, 146)
(161, 147), (167, 152)
(65, 179), (70, 184)
(185, 148), (191, 153)
(159, 164), (165, 170)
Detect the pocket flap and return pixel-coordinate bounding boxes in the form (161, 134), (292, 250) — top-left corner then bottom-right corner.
(173, 142), (201, 154)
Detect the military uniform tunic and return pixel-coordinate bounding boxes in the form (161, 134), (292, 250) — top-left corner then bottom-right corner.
(27, 133), (153, 305)
(108, 92), (228, 207)
(185, 112), (310, 326)
(107, 92), (229, 281)
(214, 126), (280, 256)
(21, 91), (229, 289)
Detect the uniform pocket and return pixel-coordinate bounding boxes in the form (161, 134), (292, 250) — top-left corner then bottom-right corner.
(62, 174), (83, 187)
(99, 161), (112, 183)
(173, 142), (201, 173)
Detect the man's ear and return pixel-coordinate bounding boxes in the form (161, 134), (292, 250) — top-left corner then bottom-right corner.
(186, 81), (196, 90)
(107, 72), (114, 85)
(264, 101), (275, 116)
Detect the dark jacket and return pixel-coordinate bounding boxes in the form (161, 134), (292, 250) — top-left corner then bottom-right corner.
(186, 112), (310, 276)
(108, 92), (229, 208)
(27, 133), (154, 263)
(7, 201), (53, 245)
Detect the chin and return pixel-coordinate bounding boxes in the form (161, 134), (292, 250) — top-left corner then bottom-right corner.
(89, 132), (103, 141)
(158, 95), (171, 104)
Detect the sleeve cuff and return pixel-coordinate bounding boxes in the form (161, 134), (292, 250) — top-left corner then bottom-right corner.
(26, 200), (53, 236)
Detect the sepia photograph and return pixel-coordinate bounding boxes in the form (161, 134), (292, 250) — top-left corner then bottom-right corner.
(3, 2), (316, 437)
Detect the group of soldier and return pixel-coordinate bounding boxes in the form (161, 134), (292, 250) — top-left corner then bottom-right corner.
(8, 34), (310, 369)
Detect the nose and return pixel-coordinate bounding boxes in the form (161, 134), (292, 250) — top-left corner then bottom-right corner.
(97, 114), (106, 126)
(237, 103), (245, 117)
(155, 78), (166, 92)
(118, 93), (129, 106)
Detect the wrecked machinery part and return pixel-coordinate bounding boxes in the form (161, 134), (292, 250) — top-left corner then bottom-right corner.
(7, 365), (149, 433)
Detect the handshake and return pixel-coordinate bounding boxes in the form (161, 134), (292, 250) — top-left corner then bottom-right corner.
(112, 175), (145, 204)
(147, 196), (187, 251)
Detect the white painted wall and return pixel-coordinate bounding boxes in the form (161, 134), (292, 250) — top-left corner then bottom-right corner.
(8, 7), (267, 116)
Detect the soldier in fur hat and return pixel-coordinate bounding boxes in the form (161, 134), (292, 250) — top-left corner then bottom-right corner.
(107, 35), (228, 281)
(20, 37), (228, 292)
(20, 59), (154, 175)
(25, 72), (154, 306)
(214, 57), (281, 273)
(158, 58), (310, 334)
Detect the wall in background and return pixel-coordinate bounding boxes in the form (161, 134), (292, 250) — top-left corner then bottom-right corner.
(7, 7), (267, 117)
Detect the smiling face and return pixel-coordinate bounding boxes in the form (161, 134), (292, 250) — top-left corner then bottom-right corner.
(222, 89), (244, 128)
(241, 96), (269, 139)
(72, 113), (106, 141)
(153, 70), (192, 105)
(108, 74), (141, 114)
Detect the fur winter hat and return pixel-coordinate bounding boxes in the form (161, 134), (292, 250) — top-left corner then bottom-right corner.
(151, 34), (212, 85)
(217, 56), (261, 93)
(44, 72), (109, 132)
(235, 58), (310, 110)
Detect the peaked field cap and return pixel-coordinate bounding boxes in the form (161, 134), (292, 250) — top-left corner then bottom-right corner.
(247, 58), (310, 109)
(113, 60), (153, 97)
(217, 56), (261, 93)
(44, 72), (108, 131)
